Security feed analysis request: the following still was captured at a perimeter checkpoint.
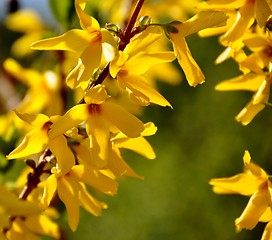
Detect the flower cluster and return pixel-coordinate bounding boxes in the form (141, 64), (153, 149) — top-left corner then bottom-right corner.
(199, 0), (272, 125)
(210, 151), (272, 239)
(0, 0), (229, 239)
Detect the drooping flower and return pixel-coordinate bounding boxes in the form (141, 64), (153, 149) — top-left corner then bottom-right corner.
(3, 58), (63, 115)
(31, 0), (117, 90)
(4, 9), (46, 57)
(198, 0), (272, 47)
(163, 10), (228, 86)
(110, 26), (175, 107)
(210, 150), (272, 231)
(7, 112), (75, 174)
(48, 84), (145, 165)
(42, 165), (117, 231)
(0, 185), (42, 237)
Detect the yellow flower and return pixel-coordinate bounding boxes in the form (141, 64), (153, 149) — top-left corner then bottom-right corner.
(110, 26), (175, 107)
(199, 0), (272, 47)
(262, 221), (272, 240)
(5, 209), (60, 240)
(3, 58), (63, 115)
(0, 185), (41, 237)
(42, 165), (117, 231)
(165, 11), (228, 86)
(7, 112), (75, 174)
(210, 151), (272, 231)
(32, 0), (117, 90)
(49, 84), (145, 164)
(4, 9), (45, 57)
(215, 66), (271, 125)
(107, 122), (157, 179)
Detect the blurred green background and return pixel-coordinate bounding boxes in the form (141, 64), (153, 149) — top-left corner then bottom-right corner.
(1, 1), (272, 240)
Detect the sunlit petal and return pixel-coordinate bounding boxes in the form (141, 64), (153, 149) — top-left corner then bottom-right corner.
(31, 29), (89, 52)
(169, 36), (205, 86)
(71, 165), (118, 195)
(57, 177), (79, 232)
(210, 173), (262, 196)
(49, 104), (88, 139)
(235, 187), (269, 231)
(102, 102), (145, 137)
(48, 135), (75, 175)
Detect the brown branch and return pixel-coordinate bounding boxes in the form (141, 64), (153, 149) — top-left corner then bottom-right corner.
(119, 0), (145, 51)
(89, 0), (145, 90)
(19, 149), (51, 200)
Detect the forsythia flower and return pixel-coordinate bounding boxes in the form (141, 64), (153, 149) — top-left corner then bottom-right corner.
(3, 58), (63, 115)
(199, 0), (272, 47)
(31, 0), (117, 90)
(110, 26), (175, 107)
(216, 70), (271, 125)
(0, 185), (43, 238)
(210, 151), (272, 231)
(7, 112), (75, 174)
(4, 9), (46, 57)
(5, 210), (60, 240)
(107, 122), (157, 179)
(48, 84), (145, 165)
(42, 165), (117, 231)
(163, 11), (228, 86)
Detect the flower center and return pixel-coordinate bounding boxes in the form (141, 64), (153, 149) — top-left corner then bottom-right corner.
(88, 104), (101, 114)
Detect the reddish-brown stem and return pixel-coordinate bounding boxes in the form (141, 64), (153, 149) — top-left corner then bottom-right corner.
(19, 149), (52, 200)
(89, 0), (145, 90)
(119, 0), (145, 51)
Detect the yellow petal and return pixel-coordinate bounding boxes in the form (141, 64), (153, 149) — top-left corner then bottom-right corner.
(210, 173), (261, 196)
(259, 207), (272, 222)
(24, 215), (60, 239)
(41, 174), (57, 207)
(176, 11), (228, 37)
(49, 104), (88, 139)
(78, 183), (105, 216)
(220, 3), (255, 46)
(252, 78), (270, 104)
(101, 102), (145, 138)
(255, 0), (272, 28)
(243, 151), (268, 178)
(114, 137), (156, 159)
(235, 187), (269, 231)
(77, 36), (102, 82)
(118, 73), (172, 107)
(109, 51), (129, 78)
(215, 73), (265, 92)
(75, 0), (100, 31)
(7, 130), (48, 159)
(261, 221), (272, 240)
(84, 84), (109, 104)
(107, 148), (143, 179)
(11, 32), (42, 57)
(57, 177), (79, 232)
(48, 135), (75, 175)
(169, 36), (205, 86)
(123, 51), (176, 75)
(236, 98), (266, 125)
(15, 111), (49, 128)
(86, 114), (109, 162)
(124, 26), (163, 56)
(101, 28), (118, 62)
(71, 165), (118, 195)
(0, 186), (41, 216)
(4, 9), (43, 32)
(31, 29), (89, 52)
